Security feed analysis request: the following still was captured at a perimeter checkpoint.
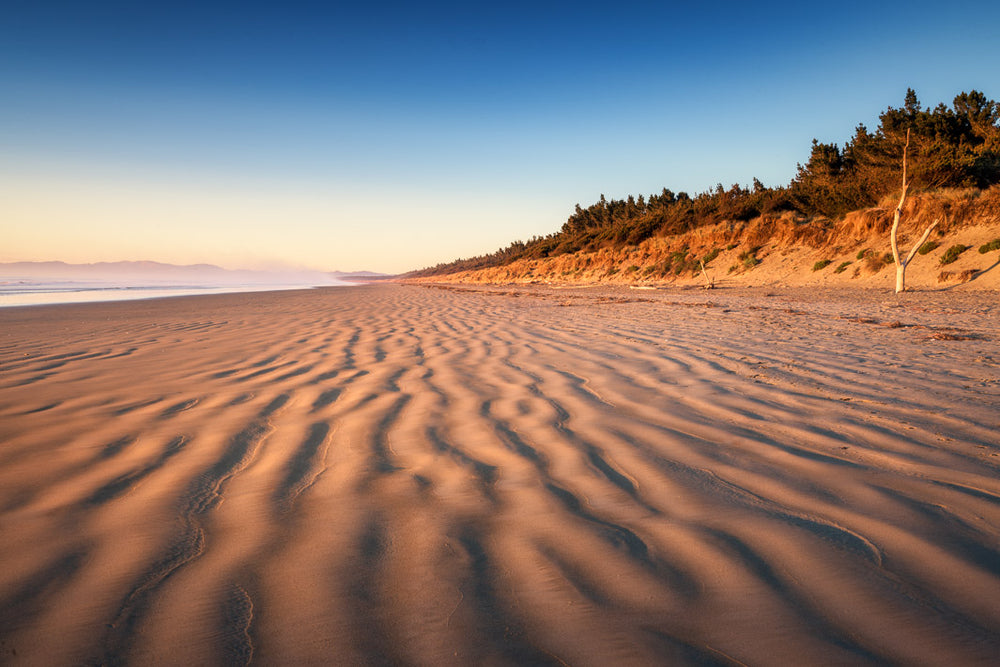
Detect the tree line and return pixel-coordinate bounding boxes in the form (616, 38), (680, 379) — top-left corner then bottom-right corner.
(410, 89), (1000, 276)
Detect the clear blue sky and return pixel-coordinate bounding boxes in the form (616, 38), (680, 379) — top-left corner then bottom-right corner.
(2, 0), (998, 273)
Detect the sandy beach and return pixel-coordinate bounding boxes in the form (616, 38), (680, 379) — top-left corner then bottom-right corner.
(1, 283), (999, 665)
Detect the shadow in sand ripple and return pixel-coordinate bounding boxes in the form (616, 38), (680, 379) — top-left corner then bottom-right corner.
(426, 426), (498, 502)
(83, 436), (188, 507)
(273, 422), (330, 512)
(221, 584), (255, 666)
(455, 528), (567, 665)
(346, 516), (410, 665)
(157, 398), (200, 420)
(310, 388), (340, 412)
(0, 550), (86, 639)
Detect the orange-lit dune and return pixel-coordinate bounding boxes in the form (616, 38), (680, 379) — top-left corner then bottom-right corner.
(1, 284), (999, 665)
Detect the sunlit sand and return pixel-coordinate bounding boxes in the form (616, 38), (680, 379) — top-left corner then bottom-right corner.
(1, 284), (998, 664)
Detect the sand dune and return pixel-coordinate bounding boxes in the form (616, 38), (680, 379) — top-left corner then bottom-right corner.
(1, 284), (999, 665)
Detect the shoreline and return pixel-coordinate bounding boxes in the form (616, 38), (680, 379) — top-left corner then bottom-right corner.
(0, 283), (349, 310)
(2, 283), (998, 664)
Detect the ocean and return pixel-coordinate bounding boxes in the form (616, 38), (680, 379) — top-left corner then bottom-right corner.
(0, 282), (333, 308)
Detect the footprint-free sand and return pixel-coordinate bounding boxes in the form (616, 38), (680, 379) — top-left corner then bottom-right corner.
(2, 283), (999, 665)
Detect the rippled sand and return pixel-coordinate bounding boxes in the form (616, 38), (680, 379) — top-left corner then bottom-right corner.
(1, 284), (999, 665)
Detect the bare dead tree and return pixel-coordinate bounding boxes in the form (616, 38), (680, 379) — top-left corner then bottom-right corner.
(890, 128), (939, 293)
(699, 259), (714, 289)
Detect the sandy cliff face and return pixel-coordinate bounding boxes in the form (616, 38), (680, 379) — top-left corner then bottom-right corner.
(415, 188), (1000, 291)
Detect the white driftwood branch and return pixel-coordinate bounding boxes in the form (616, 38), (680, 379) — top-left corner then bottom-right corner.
(904, 219), (940, 266)
(700, 260), (714, 289)
(890, 128), (910, 271)
(890, 129), (938, 294)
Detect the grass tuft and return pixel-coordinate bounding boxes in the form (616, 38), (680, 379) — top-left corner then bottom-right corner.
(978, 238), (1000, 254)
(917, 241), (939, 255)
(940, 244), (970, 265)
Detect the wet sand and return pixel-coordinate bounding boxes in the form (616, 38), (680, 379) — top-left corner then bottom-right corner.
(1, 283), (999, 665)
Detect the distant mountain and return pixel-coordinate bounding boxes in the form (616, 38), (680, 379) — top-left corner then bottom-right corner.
(0, 261), (348, 287)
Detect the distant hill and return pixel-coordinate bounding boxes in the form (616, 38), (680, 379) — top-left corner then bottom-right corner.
(0, 261), (348, 287)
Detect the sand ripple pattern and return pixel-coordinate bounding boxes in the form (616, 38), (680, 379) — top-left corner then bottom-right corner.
(1, 284), (999, 665)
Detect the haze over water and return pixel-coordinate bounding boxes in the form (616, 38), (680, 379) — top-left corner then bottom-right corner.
(0, 261), (350, 307)
(0, 283), (335, 308)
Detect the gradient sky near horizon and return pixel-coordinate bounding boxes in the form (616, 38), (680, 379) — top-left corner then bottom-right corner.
(3, 1), (998, 273)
